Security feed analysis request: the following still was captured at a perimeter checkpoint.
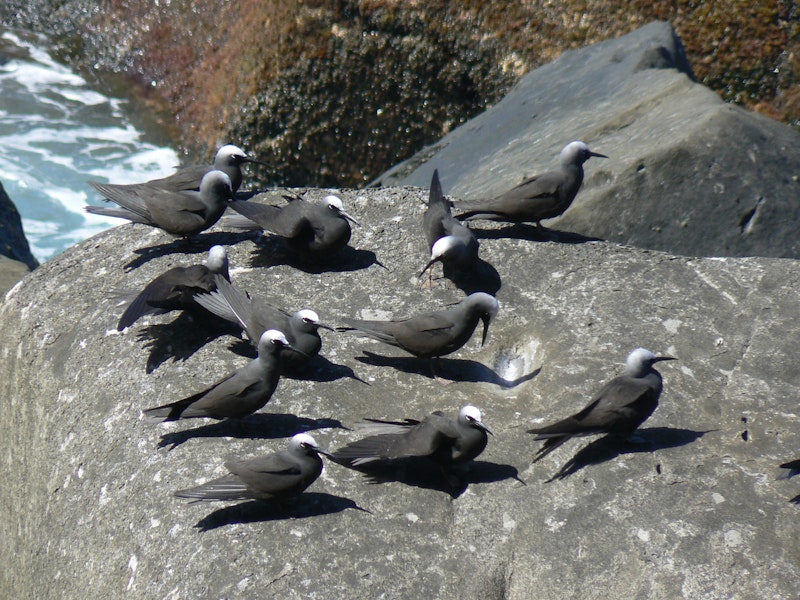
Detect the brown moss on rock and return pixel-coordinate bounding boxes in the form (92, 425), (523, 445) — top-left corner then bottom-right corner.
(1, 1), (799, 186)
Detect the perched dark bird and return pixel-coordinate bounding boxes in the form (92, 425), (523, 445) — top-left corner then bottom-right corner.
(528, 347), (675, 462)
(453, 140), (607, 229)
(226, 193), (359, 257)
(116, 245), (230, 331)
(86, 170), (234, 237)
(337, 292), (499, 378)
(174, 433), (332, 502)
(194, 274), (333, 368)
(419, 169), (479, 284)
(87, 144), (266, 195)
(332, 405), (492, 469)
(142, 329), (299, 422)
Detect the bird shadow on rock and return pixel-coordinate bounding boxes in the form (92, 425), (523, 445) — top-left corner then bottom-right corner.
(442, 257), (502, 296)
(338, 458), (524, 499)
(192, 492), (371, 531)
(123, 231), (246, 271)
(224, 339), (370, 384)
(541, 427), (713, 483)
(156, 413), (347, 450)
(137, 312), (241, 374)
(469, 223), (602, 245)
(355, 351), (540, 388)
(247, 236), (386, 274)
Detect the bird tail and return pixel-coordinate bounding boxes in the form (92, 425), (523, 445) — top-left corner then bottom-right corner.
(427, 169), (451, 214)
(227, 199), (283, 232)
(219, 212), (262, 230)
(335, 320), (399, 346)
(87, 181), (151, 219)
(85, 204), (151, 224)
(174, 475), (249, 502)
(142, 391), (206, 423)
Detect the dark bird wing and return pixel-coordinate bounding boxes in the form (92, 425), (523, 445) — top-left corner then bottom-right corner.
(528, 376), (657, 461)
(455, 171), (563, 222)
(227, 199), (285, 232)
(333, 416), (451, 465)
(225, 452), (318, 498)
(142, 358), (274, 421)
(117, 265), (213, 330)
(340, 312), (457, 356)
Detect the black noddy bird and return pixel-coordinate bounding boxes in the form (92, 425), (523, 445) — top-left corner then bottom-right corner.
(86, 169), (234, 237)
(87, 144), (266, 195)
(116, 245), (230, 331)
(194, 274), (334, 368)
(337, 292), (499, 376)
(453, 140), (607, 229)
(332, 405), (492, 469)
(528, 347), (676, 462)
(226, 193), (359, 257)
(174, 433), (332, 502)
(142, 329), (300, 422)
(419, 169), (479, 284)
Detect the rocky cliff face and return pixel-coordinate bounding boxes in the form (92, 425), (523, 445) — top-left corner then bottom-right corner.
(2, 22), (800, 600)
(381, 22), (800, 260)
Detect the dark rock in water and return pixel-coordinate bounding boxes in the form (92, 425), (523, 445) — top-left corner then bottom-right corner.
(0, 181), (38, 270)
(378, 21), (800, 260)
(1, 181), (799, 598)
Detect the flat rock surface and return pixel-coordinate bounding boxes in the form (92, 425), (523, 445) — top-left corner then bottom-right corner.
(377, 21), (800, 260)
(1, 185), (799, 598)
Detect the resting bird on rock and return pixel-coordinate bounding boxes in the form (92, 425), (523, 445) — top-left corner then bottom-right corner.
(528, 347), (675, 462)
(419, 169), (479, 286)
(86, 170), (235, 237)
(453, 140), (607, 229)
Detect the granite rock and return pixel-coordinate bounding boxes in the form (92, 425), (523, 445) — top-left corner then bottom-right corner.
(1, 186), (799, 598)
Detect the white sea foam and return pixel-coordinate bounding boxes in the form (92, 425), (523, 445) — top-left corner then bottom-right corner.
(0, 28), (180, 261)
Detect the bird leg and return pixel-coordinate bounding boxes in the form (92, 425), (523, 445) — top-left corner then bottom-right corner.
(429, 357), (455, 385)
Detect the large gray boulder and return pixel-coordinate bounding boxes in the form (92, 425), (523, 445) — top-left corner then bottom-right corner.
(376, 21), (800, 260)
(1, 184), (799, 598)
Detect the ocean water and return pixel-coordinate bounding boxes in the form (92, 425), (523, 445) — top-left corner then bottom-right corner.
(0, 28), (180, 262)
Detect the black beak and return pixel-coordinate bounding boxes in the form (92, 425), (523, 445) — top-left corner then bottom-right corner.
(480, 315), (492, 346)
(590, 151), (608, 159)
(418, 258), (438, 278)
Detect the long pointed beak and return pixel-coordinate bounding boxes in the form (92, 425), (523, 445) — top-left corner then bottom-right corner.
(480, 315), (492, 346)
(418, 258), (438, 278)
(316, 322), (336, 332)
(339, 210), (361, 227)
(590, 151), (608, 159)
(243, 157), (271, 168)
(654, 355), (677, 363)
(285, 342), (311, 359)
(314, 446), (334, 459)
(478, 421), (494, 436)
